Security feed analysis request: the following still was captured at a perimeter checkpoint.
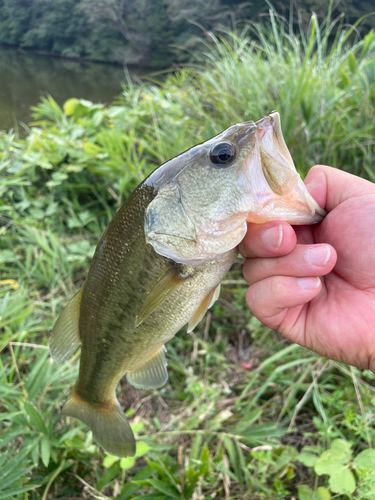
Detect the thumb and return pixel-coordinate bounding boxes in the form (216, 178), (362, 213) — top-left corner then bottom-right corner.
(304, 165), (374, 212)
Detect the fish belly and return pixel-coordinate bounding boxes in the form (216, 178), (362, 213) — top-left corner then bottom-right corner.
(75, 247), (237, 404)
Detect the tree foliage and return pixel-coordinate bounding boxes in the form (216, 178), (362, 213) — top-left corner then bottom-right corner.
(0, 0), (374, 68)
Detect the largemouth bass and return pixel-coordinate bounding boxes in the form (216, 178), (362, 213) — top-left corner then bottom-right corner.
(49, 111), (325, 457)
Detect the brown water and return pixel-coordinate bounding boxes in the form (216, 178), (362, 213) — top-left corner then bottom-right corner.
(0, 47), (132, 132)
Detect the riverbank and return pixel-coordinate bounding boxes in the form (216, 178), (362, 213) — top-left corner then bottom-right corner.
(0, 46), (138, 131)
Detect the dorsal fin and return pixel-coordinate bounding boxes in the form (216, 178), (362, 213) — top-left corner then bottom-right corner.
(135, 266), (187, 327)
(49, 290), (82, 363)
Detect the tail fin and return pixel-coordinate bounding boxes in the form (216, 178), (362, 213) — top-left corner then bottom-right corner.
(62, 388), (135, 457)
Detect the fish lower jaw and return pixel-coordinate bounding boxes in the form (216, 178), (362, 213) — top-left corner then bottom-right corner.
(147, 221), (246, 265)
(246, 202), (325, 225)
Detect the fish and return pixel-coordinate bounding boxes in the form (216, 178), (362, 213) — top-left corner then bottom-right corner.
(49, 111), (326, 457)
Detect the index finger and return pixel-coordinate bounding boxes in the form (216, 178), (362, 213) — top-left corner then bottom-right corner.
(239, 221), (297, 258)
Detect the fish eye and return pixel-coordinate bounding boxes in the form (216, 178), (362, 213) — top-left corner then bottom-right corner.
(210, 142), (236, 166)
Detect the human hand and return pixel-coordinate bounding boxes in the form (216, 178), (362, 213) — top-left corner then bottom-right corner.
(240, 165), (375, 370)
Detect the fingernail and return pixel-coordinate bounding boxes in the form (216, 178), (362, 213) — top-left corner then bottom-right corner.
(262, 225), (283, 248)
(305, 245), (330, 266)
(298, 277), (321, 289)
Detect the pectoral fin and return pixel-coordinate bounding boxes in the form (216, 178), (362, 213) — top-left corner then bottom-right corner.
(49, 290), (82, 363)
(127, 346), (168, 390)
(135, 266), (187, 327)
(187, 284), (221, 333)
(209, 284), (221, 308)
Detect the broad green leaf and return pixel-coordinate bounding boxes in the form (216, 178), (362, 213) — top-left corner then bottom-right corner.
(354, 449), (375, 473)
(298, 484), (314, 500)
(103, 454), (119, 468)
(329, 467), (356, 495)
(315, 458), (345, 476)
(135, 441), (150, 457)
(93, 110), (104, 127)
(51, 171), (68, 182)
(119, 456), (136, 470)
(315, 439), (352, 475)
(316, 487), (331, 500)
(63, 98), (79, 116)
(130, 421), (143, 434)
(329, 439), (352, 461)
(78, 98), (94, 108)
(297, 452), (318, 468)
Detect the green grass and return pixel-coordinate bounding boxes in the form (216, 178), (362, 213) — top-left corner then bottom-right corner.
(1, 8), (375, 500)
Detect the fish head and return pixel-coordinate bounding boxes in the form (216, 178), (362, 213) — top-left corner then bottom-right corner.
(145, 111), (326, 265)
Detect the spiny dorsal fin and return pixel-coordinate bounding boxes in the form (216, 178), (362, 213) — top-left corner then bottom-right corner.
(127, 346), (168, 390)
(135, 266), (187, 327)
(187, 283), (221, 333)
(49, 289), (82, 364)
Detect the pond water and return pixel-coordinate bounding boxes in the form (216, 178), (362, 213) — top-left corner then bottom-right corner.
(0, 47), (132, 132)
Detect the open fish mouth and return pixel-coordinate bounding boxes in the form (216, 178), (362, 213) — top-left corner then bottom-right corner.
(239, 111), (327, 225)
(145, 110), (327, 266)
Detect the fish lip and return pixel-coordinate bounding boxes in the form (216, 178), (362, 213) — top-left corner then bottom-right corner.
(239, 111), (327, 224)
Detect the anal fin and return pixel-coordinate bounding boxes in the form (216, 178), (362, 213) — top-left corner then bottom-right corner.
(187, 283), (221, 333)
(49, 289), (82, 364)
(127, 346), (168, 390)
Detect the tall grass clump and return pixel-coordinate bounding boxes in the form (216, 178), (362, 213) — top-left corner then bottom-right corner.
(1, 8), (375, 500)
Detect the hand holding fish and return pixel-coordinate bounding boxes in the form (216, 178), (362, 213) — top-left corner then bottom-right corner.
(240, 165), (375, 371)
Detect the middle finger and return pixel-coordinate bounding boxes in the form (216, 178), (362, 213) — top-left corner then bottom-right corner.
(243, 243), (337, 286)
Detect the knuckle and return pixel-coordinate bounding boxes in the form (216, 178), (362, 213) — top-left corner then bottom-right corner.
(271, 277), (287, 297)
(246, 285), (261, 313)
